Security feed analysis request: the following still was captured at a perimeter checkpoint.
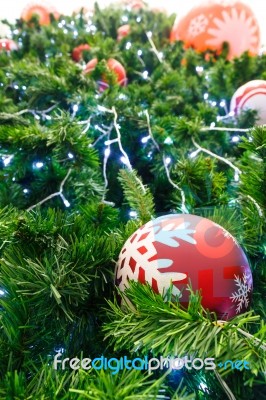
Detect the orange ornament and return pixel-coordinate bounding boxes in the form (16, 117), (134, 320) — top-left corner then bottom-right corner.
(170, 0), (260, 60)
(117, 24), (130, 41)
(84, 58), (127, 90)
(21, 1), (59, 26)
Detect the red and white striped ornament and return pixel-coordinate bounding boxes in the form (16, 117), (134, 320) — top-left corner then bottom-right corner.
(116, 214), (253, 320)
(230, 80), (266, 125)
(84, 58), (127, 90)
(0, 38), (18, 51)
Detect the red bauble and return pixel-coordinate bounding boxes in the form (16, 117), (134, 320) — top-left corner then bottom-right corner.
(116, 214), (253, 320)
(72, 44), (91, 62)
(84, 58), (127, 90)
(170, 0), (260, 60)
(0, 39), (18, 51)
(230, 80), (266, 125)
(117, 24), (130, 41)
(21, 1), (59, 26)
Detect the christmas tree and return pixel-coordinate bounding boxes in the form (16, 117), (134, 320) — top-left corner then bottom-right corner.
(0, 2), (265, 399)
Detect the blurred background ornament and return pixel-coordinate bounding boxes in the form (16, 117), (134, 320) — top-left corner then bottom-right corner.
(20, 1), (60, 25)
(0, 38), (18, 51)
(170, 0), (260, 60)
(84, 58), (127, 90)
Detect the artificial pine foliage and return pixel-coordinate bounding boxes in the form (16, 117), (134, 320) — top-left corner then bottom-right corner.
(0, 3), (265, 399)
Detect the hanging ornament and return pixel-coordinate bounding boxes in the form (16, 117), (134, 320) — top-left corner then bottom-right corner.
(72, 44), (91, 62)
(116, 214), (253, 320)
(21, 1), (59, 26)
(230, 80), (266, 125)
(84, 58), (127, 90)
(0, 38), (18, 51)
(117, 24), (130, 41)
(170, 0), (260, 60)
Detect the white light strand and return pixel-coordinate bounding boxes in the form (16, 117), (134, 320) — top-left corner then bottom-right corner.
(144, 110), (187, 212)
(191, 138), (242, 176)
(16, 103), (59, 120)
(146, 32), (163, 63)
(201, 126), (250, 133)
(27, 169), (72, 211)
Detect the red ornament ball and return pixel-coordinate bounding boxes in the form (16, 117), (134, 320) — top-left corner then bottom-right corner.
(116, 214), (253, 320)
(84, 58), (127, 90)
(0, 39), (18, 51)
(21, 1), (59, 26)
(230, 80), (266, 125)
(170, 0), (260, 60)
(117, 24), (130, 41)
(72, 44), (91, 62)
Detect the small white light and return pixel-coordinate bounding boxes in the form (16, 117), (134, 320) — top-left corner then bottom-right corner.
(71, 21), (75, 26)
(203, 93), (209, 100)
(210, 122), (216, 128)
(12, 177), (16, 181)
(118, 93), (127, 100)
(158, 52), (164, 60)
(232, 135), (240, 143)
(196, 66), (204, 73)
(63, 29), (68, 34)
(3, 155), (13, 166)
(45, 115), (52, 120)
(234, 172), (240, 182)
(64, 199), (71, 207)
(189, 150), (200, 159)
(68, 152), (74, 159)
(14, 84), (19, 90)
(73, 31), (78, 37)
(61, 20), (66, 25)
(125, 41), (132, 50)
(199, 383), (208, 392)
(141, 136), (150, 144)
(90, 25), (97, 32)
(105, 148), (111, 157)
(0, 289), (5, 296)
(147, 151), (153, 159)
(147, 31), (152, 38)
(23, 188), (29, 194)
(136, 17), (141, 22)
(35, 162), (44, 168)
(120, 156), (127, 164)
(229, 111), (235, 117)
(73, 104), (79, 112)
(164, 137), (173, 145)
(165, 157), (171, 165)
(211, 101), (217, 107)
(13, 29), (19, 34)
(137, 49), (142, 56)
(34, 114), (40, 120)
(220, 100), (226, 107)
(142, 70), (149, 79)
(86, 26), (91, 32)
(58, 23), (63, 28)
(129, 210), (138, 218)
(22, 85), (27, 90)
(122, 15), (128, 22)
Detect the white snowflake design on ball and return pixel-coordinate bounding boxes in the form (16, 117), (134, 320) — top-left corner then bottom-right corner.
(206, 8), (259, 57)
(230, 273), (252, 313)
(116, 218), (197, 297)
(188, 14), (209, 37)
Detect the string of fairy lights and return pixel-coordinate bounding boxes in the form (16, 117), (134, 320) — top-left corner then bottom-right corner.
(0, 8), (264, 218)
